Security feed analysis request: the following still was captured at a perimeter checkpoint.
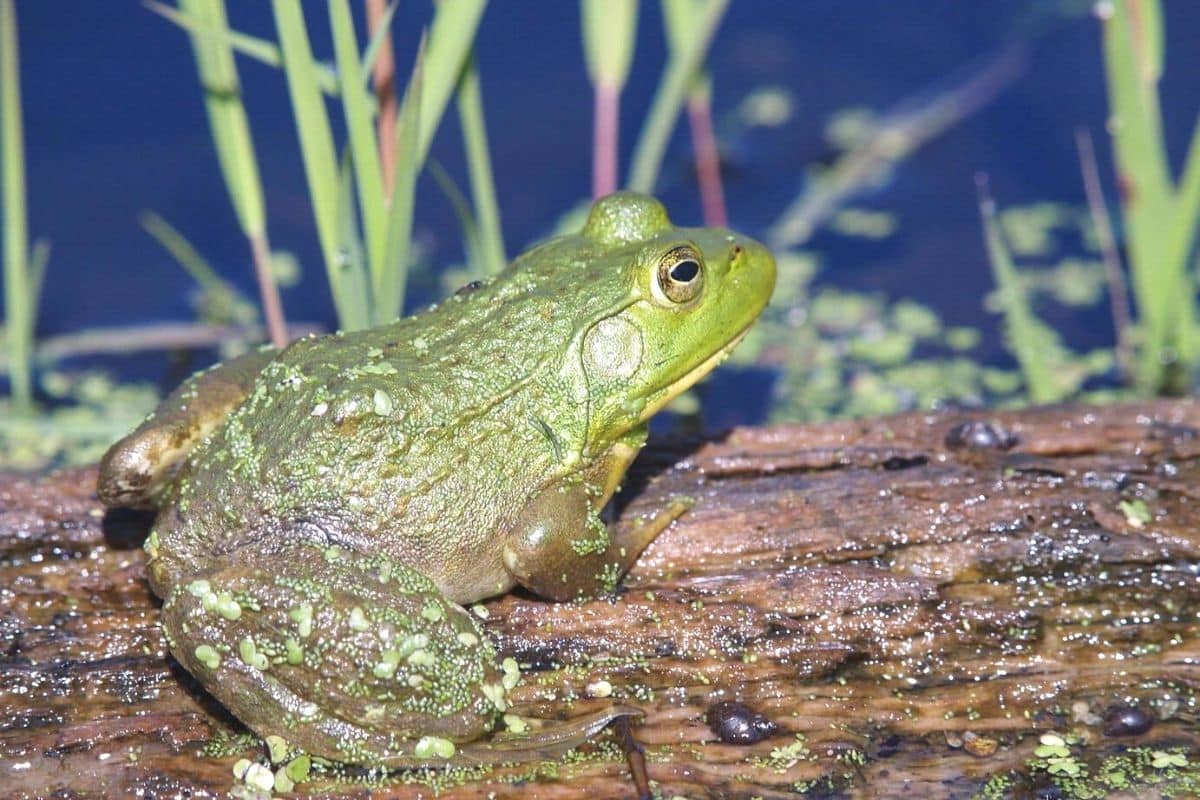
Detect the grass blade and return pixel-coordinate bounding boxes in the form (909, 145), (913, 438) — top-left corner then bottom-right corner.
(1165, 116), (1200, 368)
(1, 0), (31, 410)
(272, 0), (368, 329)
(329, 0), (387, 298)
(455, 55), (505, 274)
(361, 0), (398, 78)
(429, 160), (482, 276)
(1074, 128), (1133, 378)
(663, 0), (726, 225)
(414, 0), (487, 165)
(25, 238), (49, 336)
(147, 1), (343, 97)
(977, 175), (1064, 404)
(582, 0), (637, 198)
(379, 39), (425, 323)
(627, 0), (729, 194)
(1102, 0), (1174, 390)
(368, 0), (399, 198)
(335, 146), (371, 326)
(139, 211), (226, 294)
(178, 0), (287, 346)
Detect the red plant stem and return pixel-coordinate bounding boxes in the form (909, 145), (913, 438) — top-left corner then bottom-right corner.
(367, 0), (398, 199)
(248, 232), (288, 348)
(687, 92), (726, 227)
(593, 82), (619, 199)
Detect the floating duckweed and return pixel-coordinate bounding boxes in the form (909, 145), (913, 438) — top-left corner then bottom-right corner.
(374, 650), (401, 679)
(239, 638), (269, 671)
(503, 714), (529, 734)
(421, 602), (444, 623)
(1035, 732), (1071, 759)
(348, 607), (370, 631)
(232, 758), (252, 780)
(284, 754), (311, 783)
(273, 766), (294, 793)
(501, 657), (521, 690)
(187, 579), (212, 598)
(194, 644), (221, 670)
(482, 683), (508, 712)
(265, 735), (289, 763)
(471, 605), (489, 619)
(407, 649), (436, 668)
(1152, 750), (1188, 769)
(243, 762), (275, 792)
(1119, 499), (1152, 528)
(407, 674), (426, 688)
(284, 638), (303, 665)
(414, 736), (455, 759)
(456, 632), (479, 647)
(359, 362), (398, 376)
(289, 604), (314, 638)
(586, 679), (613, 698)
(214, 592), (242, 621)
(373, 389), (394, 416)
(397, 633), (429, 659)
(311, 402), (328, 417)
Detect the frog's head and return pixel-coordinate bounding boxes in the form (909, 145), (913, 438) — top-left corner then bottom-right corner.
(573, 192), (776, 445)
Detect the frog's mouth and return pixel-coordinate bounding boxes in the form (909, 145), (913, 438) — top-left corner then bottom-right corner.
(637, 325), (752, 423)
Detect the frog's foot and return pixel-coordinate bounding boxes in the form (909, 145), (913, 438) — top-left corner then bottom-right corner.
(161, 541), (511, 767)
(431, 705), (643, 768)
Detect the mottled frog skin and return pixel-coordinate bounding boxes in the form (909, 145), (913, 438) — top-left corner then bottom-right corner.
(97, 193), (776, 768)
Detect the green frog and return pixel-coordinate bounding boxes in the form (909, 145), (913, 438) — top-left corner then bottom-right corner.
(98, 193), (775, 769)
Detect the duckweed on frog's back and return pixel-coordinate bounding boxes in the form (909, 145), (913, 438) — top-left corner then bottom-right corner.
(97, 193), (776, 768)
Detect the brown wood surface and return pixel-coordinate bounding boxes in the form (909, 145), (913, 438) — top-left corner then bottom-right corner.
(4, 400), (1200, 798)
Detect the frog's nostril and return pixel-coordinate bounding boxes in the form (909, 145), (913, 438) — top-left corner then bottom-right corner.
(729, 244), (744, 266)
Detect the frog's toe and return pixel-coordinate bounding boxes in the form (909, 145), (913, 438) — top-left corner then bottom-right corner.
(161, 542), (511, 766)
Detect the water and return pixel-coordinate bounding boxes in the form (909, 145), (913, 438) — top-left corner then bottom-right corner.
(8, 1), (1200, 415)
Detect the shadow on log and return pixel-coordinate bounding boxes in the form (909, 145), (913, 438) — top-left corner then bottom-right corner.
(4, 400), (1200, 798)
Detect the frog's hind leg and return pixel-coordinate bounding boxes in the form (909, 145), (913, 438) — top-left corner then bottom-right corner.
(161, 540), (511, 767)
(98, 348), (276, 508)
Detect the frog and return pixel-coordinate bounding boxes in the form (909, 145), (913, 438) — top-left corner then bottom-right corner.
(97, 192), (776, 769)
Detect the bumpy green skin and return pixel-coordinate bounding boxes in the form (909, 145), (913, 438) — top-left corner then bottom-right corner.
(97, 193), (776, 767)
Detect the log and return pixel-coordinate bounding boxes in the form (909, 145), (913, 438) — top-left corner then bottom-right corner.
(4, 400), (1200, 799)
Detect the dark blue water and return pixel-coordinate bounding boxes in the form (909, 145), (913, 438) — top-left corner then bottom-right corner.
(8, 1), (1200, 411)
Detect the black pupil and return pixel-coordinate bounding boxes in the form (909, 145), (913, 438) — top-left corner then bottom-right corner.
(670, 259), (700, 283)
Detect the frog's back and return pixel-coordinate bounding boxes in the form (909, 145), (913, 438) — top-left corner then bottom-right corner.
(150, 241), (612, 599)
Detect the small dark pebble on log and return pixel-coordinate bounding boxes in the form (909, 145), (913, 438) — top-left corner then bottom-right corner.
(944, 420), (1017, 451)
(1103, 705), (1154, 737)
(705, 700), (778, 745)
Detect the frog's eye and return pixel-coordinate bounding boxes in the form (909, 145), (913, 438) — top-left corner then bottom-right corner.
(654, 245), (705, 305)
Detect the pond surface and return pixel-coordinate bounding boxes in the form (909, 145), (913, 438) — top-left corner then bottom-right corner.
(11, 1), (1200, 421)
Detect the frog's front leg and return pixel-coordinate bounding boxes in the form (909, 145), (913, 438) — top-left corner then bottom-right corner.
(502, 426), (689, 601)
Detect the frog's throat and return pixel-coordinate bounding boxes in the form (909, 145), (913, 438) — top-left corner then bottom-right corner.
(637, 325), (751, 424)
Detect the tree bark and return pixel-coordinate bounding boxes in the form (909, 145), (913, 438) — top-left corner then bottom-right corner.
(3, 400), (1200, 798)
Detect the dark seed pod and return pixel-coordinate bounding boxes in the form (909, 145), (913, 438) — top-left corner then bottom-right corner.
(1103, 705), (1153, 737)
(705, 700), (778, 745)
(944, 420), (1018, 451)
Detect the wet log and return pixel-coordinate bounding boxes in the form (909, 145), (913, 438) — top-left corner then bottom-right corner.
(4, 400), (1200, 799)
